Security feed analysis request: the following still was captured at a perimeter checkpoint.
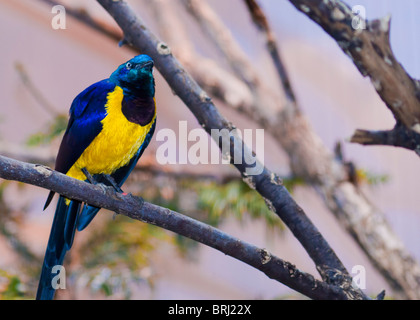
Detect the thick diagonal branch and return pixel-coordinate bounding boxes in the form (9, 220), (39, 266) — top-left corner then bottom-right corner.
(0, 154), (355, 300)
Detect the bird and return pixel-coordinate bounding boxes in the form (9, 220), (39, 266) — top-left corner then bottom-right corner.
(36, 54), (157, 300)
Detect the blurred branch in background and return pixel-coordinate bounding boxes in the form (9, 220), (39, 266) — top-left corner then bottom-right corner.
(0, 155), (362, 300)
(180, 0), (286, 122)
(74, 214), (170, 299)
(14, 62), (60, 117)
(351, 124), (420, 153)
(243, 0), (298, 107)
(14, 61), (68, 147)
(0, 182), (40, 266)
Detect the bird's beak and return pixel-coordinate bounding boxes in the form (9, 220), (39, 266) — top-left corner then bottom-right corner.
(137, 60), (154, 71)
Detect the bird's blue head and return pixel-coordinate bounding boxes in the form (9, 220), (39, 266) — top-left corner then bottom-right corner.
(110, 55), (155, 98)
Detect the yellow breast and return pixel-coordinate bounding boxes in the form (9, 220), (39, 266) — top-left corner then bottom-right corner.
(67, 86), (156, 181)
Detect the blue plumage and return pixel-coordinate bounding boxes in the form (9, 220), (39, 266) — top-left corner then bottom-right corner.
(56, 79), (115, 175)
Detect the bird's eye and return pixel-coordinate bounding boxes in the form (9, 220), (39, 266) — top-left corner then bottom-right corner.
(126, 62), (133, 70)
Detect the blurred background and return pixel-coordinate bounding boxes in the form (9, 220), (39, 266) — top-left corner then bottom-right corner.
(0, 0), (419, 299)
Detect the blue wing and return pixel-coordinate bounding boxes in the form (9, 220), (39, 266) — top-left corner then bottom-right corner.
(55, 79), (116, 174)
(44, 79), (116, 210)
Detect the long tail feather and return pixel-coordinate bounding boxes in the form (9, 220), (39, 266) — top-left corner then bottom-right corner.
(77, 205), (100, 232)
(36, 196), (81, 300)
(43, 191), (55, 211)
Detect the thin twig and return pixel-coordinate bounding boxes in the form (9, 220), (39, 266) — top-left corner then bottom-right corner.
(15, 62), (60, 117)
(243, 0), (297, 106)
(351, 125), (420, 154)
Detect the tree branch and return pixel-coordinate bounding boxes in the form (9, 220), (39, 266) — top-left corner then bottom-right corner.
(288, 0), (420, 155)
(350, 125), (420, 155)
(15, 62), (60, 117)
(95, 0), (364, 296)
(243, 0), (297, 106)
(0, 154), (356, 300)
(181, 0), (261, 89)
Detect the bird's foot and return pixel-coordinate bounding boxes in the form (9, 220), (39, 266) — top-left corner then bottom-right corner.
(102, 174), (124, 193)
(81, 168), (123, 193)
(82, 167), (107, 195)
(82, 168), (97, 185)
(101, 174), (124, 220)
